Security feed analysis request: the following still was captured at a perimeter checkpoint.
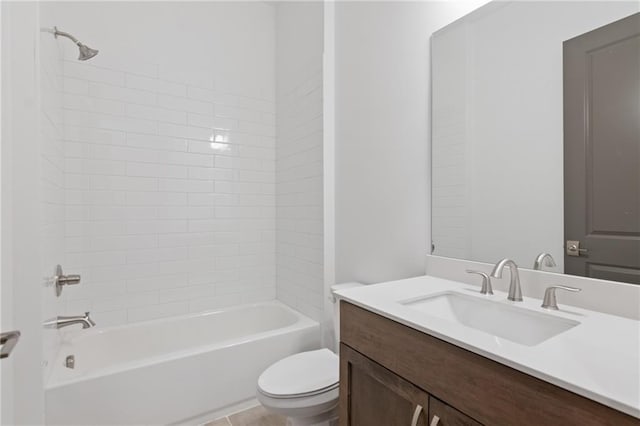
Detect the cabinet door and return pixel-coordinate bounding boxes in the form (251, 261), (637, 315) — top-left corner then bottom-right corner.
(340, 344), (429, 426)
(428, 397), (481, 426)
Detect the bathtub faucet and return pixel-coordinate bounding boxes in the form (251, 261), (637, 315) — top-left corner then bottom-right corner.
(43, 312), (96, 329)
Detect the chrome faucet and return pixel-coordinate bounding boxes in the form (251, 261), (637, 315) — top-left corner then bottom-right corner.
(43, 312), (96, 329)
(533, 252), (556, 271)
(490, 259), (523, 301)
(466, 270), (493, 295)
(541, 286), (581, 310)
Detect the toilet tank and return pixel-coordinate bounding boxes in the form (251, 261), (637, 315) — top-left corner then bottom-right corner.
(330, 282), (364, 350)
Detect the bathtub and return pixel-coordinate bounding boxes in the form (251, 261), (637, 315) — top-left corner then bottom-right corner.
(45, 301), (320, 425)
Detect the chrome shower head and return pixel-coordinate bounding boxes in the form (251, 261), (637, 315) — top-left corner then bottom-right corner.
(77, 43), (99, 61)
(53, 27), (99, 61)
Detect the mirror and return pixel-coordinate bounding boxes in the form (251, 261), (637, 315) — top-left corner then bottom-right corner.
(431, 1), (640, 282)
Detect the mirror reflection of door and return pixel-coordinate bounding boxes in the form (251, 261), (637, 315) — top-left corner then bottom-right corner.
(564, 12), (640, 284)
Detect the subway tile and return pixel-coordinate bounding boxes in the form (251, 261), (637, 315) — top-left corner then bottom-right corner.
(65, 220), (126, 237)
(88, 81), (157, 105)
(156, 206), (214, 220)
(57, 46), (301, 326)
(158, 122), (213, 141)
(126, 247), (188, 264)
(64, 110), (157, 134)
(158, 231), (237, 248)
(66, 250), (126, 268)
(126, 103), (188, 125)
(63, 93), (125, 116)
(64, 61), (125, 86)
(93, 291), (159, 313)
(215, 104), (263, 123)
(125, 219), (188, 235)
(127, 301), (189, 322)
(65, 158), (126, 176)
(189, 294), (243, 314)
(88, 56), (158, 79)
(187, 113), (237, 130)
(158, 66), (214, 90)
(90, 205), (157, 221)
(187, 166), (233, 181)
(126, 162), (187, 179)
(126, 274), (188, 292)
(126, 133), (188, 152)
(158, 178), (213, 193)
(90, 175), (158, 191)
(125, 191), (188, 206)
(187, 193), (237, 206)
(155, 151), (214, 167)
(63, 77), (89, 95)
(69, 235), (158, 252)
(126, 74), (187, 97)
(187, 140), (237, 155)
(64, 125), (126, 146)
(158, 288), (190, 304)
(157, 94), (213, 115)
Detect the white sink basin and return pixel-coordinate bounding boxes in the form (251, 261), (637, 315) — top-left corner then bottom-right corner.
(401, 291), (580, 346)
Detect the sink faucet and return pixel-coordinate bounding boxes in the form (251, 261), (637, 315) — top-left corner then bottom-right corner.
(533, 252), (556, 271)
(490, 259), (523, 302)
(43, 312), (96, 329)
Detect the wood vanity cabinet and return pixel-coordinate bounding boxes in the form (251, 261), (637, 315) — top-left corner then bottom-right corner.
(339, 302), (638, 426)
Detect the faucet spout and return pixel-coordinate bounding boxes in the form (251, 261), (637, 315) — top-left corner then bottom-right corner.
(490, 258), (523, 302)
(43, 312), (96, 329)
(533, 252), (556, 271)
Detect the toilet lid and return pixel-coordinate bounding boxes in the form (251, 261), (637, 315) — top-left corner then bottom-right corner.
(258, 349), (339, 398)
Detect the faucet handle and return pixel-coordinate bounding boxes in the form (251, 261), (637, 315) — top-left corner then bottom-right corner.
(541, 286), (581, 310)
(83, 312), (96, 328)
(466, 270), (493, 295)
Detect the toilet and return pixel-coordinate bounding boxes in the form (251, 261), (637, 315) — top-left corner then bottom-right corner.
(256, 283), (363, 426)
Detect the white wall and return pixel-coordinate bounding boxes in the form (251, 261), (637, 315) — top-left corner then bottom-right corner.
(275, 2), (324, 321)
(431, 1), (640, 271)
(50, 2), (277, 326)
(1, 2), (46, 423)
(334, 1), (488, 284)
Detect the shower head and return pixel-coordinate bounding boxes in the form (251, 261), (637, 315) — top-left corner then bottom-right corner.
(77, 44), (99, 61)
(53, 27), (99, 61)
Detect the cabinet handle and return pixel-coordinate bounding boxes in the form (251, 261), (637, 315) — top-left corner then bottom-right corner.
(430, 415), (440, 426)
(411, 404), (423, 426)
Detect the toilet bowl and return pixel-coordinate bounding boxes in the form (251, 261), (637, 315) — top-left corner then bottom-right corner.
(256, 282), (363, 426)
(257, 349), (339, 426)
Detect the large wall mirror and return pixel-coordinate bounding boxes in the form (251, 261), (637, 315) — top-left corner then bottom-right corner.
(431, 1), (640, 283)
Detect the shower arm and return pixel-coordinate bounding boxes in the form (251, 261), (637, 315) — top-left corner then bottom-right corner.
(54, 27), (81, 45)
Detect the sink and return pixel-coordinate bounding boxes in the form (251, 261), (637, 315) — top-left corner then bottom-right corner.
(400, 291), (579, 346)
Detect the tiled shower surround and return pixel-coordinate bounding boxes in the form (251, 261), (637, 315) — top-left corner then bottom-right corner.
(60, 59), (278, 326)
(42, 2), (325, 334)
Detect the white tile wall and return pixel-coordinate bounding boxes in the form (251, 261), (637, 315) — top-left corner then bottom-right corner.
(275, 3), (324, 321)
(60, 57), (277, 326)
(39, 18), (66, 381)
(41, 2), (326, 329)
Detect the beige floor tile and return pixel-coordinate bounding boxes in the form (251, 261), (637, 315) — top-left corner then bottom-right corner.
(204, 418), (232, 426)
(228, 405), (286, 426)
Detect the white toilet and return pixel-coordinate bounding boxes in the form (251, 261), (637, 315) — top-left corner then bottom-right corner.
(256, 283), (363, 426)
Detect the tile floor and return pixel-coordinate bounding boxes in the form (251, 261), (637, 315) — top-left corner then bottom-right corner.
(205, 405), (286, 426)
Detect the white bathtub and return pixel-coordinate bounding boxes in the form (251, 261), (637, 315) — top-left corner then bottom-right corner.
(45, 301), (320, 425)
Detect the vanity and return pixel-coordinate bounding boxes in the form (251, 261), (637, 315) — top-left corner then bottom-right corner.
(335, 2), (640, 424)
(336, 276), (640, 425)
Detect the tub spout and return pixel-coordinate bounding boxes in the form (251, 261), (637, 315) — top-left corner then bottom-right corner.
(43, 312), (96, 329)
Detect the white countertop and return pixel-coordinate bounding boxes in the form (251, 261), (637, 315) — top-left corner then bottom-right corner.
(335, 275), (640, 418)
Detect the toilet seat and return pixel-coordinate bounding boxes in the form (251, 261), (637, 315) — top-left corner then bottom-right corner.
(257, 349), (339, 399)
